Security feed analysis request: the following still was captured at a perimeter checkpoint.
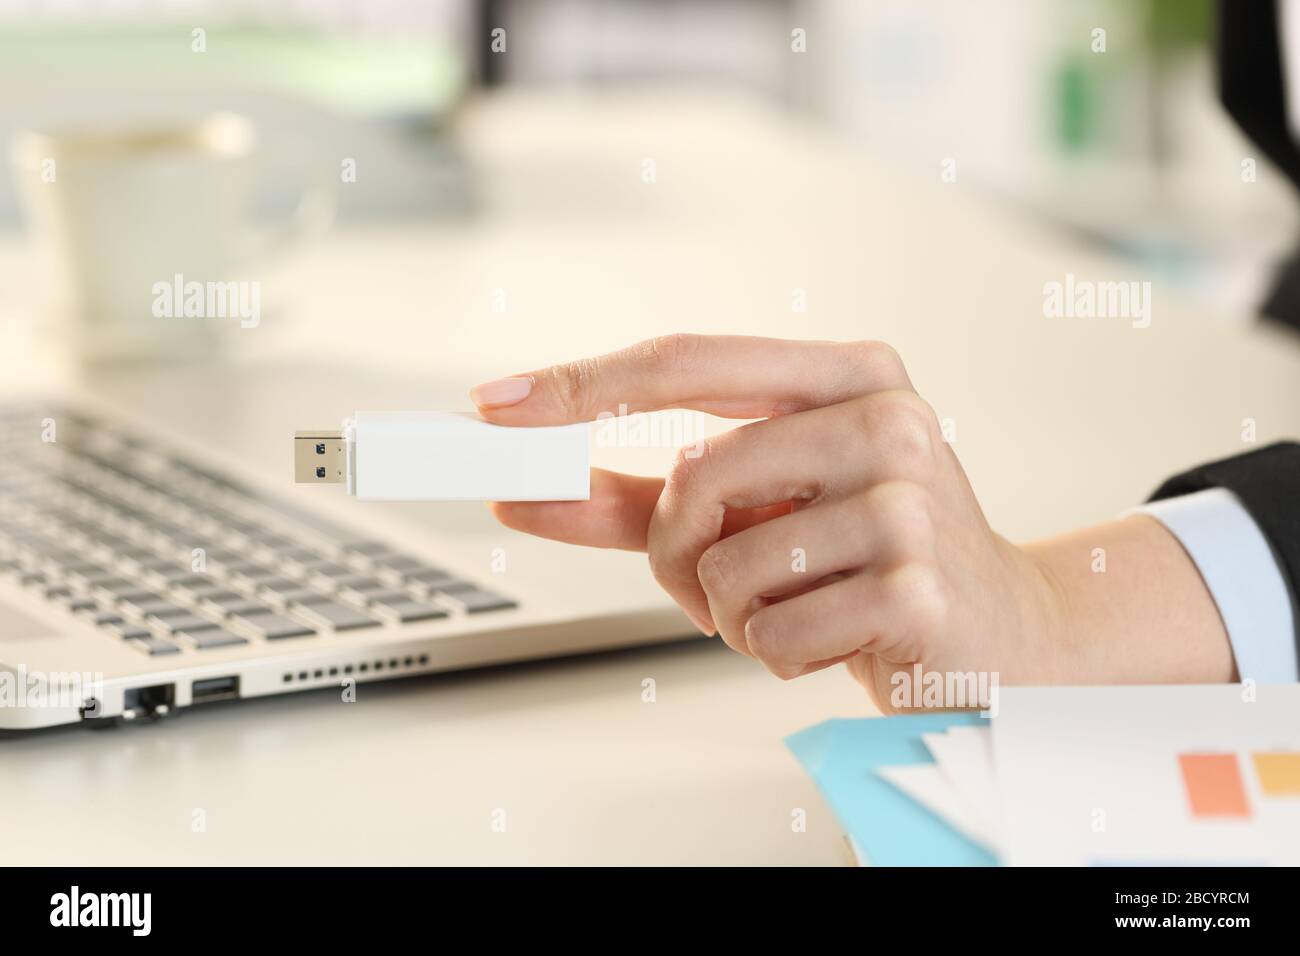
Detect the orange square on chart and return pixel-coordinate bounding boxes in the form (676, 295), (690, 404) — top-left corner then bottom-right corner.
(1178, 753), (1251, 818)
(1252, 752), (1300, 796)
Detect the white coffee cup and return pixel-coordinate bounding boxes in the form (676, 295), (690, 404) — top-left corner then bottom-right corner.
(9, 112), (334, 364)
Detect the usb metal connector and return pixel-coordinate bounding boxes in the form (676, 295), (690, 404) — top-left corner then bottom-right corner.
(294, 429), (345, 484)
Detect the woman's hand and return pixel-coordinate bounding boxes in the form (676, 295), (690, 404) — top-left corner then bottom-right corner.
(471, 335), (1234, 711)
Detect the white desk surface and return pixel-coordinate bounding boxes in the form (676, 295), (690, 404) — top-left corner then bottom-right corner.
(3, 90), (1300, 864)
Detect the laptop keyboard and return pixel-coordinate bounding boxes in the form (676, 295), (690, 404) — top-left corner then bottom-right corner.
(0, 404), (517, 657)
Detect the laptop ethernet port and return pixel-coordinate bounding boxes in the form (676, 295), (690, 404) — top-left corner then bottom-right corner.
(123, 683), (175, 719)
(191, 676), (240, 704)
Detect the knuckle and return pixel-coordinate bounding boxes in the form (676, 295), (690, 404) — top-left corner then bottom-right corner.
(545, 357), (599, 420)
(852, 340), (909, 387)
(646, 538), (698, 597)
(885, 563), (949, 636)
(696, 543), (735, 595)
(666, 438), (711, 493)
(864, 481), (935, 548)
(745, 613), (803, 680)
(743, 611), (778, 661)
(646, 547), (675, 591)
(641, 332), (702, 374)
(864, 390), (939, 466)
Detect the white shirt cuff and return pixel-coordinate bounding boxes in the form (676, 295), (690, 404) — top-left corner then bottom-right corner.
(1132, 488), (1298, 683)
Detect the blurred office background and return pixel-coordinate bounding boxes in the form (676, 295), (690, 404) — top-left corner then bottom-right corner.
(0, 0), (1293, 318)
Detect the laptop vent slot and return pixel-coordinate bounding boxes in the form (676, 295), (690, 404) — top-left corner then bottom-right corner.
(281, 653), (429, 684)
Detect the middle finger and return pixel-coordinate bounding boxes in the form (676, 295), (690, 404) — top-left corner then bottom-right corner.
(645, 392), (929, 631)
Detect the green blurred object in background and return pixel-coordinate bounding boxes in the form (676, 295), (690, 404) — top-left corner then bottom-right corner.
(1146, 0), (1212, 59)
(0, 25), (467, 119)
(1055, 54), (1096, 154)
(1050, 0), (1212, 157)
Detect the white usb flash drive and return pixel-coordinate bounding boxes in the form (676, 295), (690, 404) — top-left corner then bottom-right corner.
(294, 412), (590, 502)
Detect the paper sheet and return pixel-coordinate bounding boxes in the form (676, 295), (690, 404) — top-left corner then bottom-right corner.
(785, 715), (996, 867)
(992, 685), (1300, 866)
(876, 763), (997, 851)
(922, 726), (1000, 846)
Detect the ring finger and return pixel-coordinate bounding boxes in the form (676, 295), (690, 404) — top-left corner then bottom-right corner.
(697, 487), (922, 655)
(646, 393), (927, 630)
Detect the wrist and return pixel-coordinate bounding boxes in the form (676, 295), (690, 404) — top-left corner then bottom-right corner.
(1018, 516), (1235, 684)
(995, 535), (1075, 683)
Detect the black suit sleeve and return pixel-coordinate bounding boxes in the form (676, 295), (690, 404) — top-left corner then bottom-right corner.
(1148, 442), (1300, 655)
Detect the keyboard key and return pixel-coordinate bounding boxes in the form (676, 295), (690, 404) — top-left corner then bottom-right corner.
(153, 613), (220, 634)
(437, 588), (518, 614)
(79, 569), (139, 587)
(271, 588), (332, 607)
(198, 591), (274, 616)
(373, 554), (429, 574)
(36, 548), (84, 568)
(129, 636), (181, 656)
(138, 557), (188, 575)
(164, 574), (218, 594)
(119, 597), (189, 620)
(62, 560), (110, 578)
(273, 544), (325, 564)
(404, 579), (477, 601)
(342, 540), (390, 556)
(143, 564), (204, 585)
(257, 576), (311, 595)
(187, 546), (244, 566)
(366, 591), (450, 624)
(331, 574), (388, 592)
(400, 567), (453, 584)
(288, 600), (382, 632)
(112, 547), (160, 566)
(364, 589), (420, 607)
(230, 611), (315, 640)
(172, 586), (229, 607)
(107, 622), (153, 640)
(223, 561), (279, 581)
(247, 530), (295, 551)
(149, 521), (197, 544)
(388, 602), (449, 623)
(92, 578), (158, 602)
(305, 561), (357, 579)
(181, 628), (249, 649)
(18, 536), (72, 559)
(413, 574), (475, 598)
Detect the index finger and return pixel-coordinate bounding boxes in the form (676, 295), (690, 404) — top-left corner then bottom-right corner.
(468, 334), (912, 425)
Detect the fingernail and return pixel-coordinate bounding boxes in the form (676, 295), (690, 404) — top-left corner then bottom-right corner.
(469, 376), (532, 408)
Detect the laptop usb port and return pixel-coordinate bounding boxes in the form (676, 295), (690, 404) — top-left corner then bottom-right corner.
(191, 676), (240, 703)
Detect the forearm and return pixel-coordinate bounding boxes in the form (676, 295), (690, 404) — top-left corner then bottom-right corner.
(1025, 516), (1236, 685)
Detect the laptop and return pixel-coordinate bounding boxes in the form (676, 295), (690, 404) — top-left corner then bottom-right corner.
(0, 360), (690, 732)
